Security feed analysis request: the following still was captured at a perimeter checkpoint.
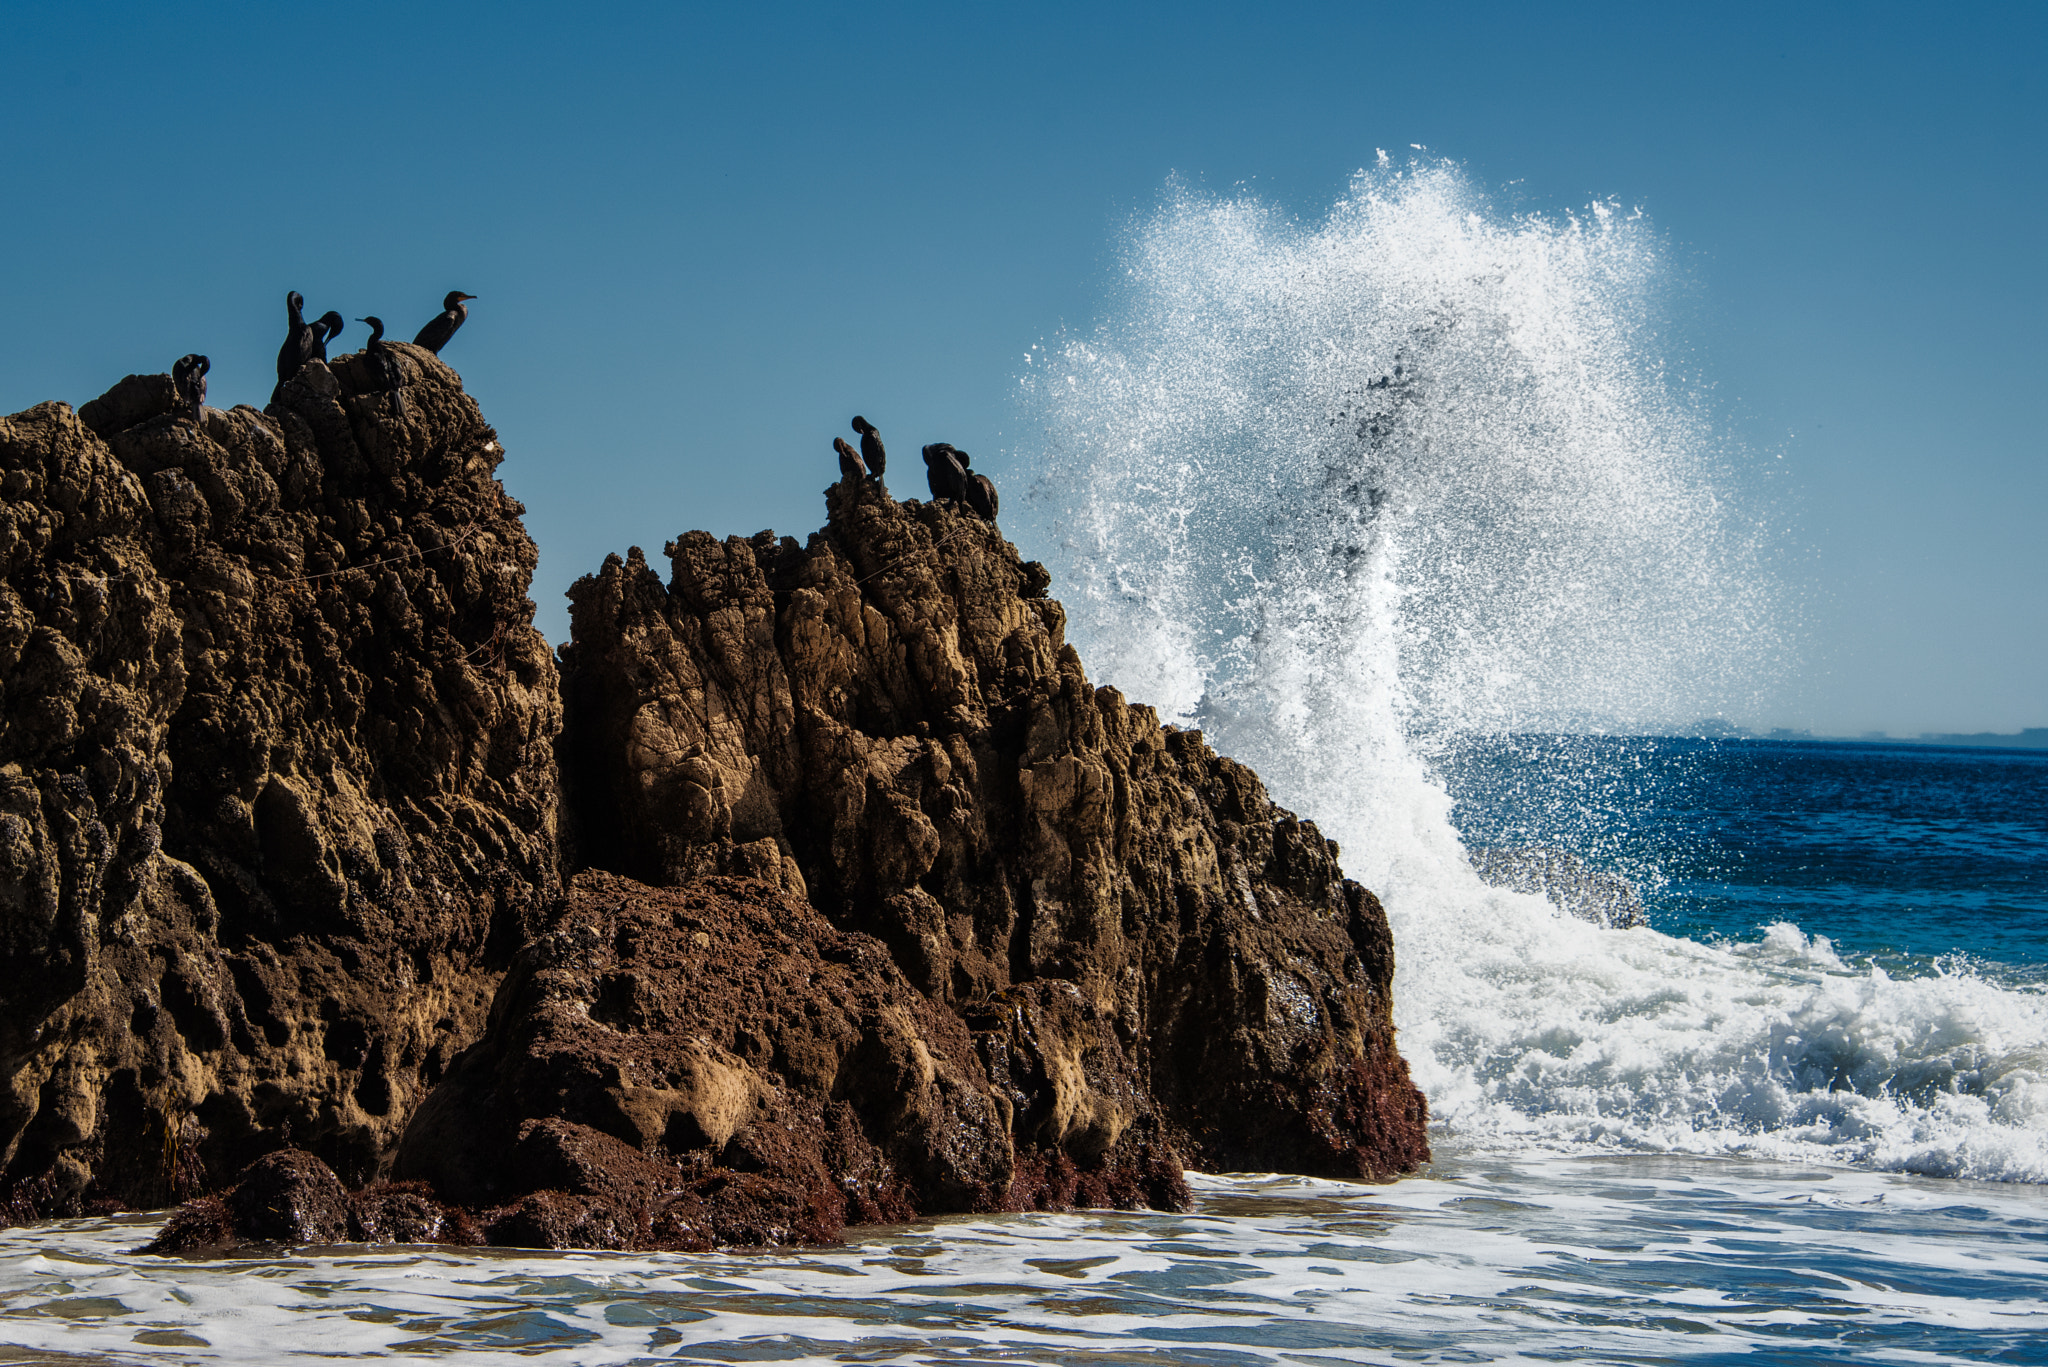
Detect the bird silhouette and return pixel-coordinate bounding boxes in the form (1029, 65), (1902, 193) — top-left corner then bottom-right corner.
(851, 416), (886, 483)
(834, 436), (867, 484)
(273, 290), (312, 399)
(922, 442), (968, 504)
(308, 312), (346, 362)
(172, 354), (209, 427)
(414, 291), (476, 354)
(966, 472), (999, 521)
(357, 317), (405, 417)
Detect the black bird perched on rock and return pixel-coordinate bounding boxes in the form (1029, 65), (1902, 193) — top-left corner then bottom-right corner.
(833, 436), (867, 484)
(947, 445), (1000, 516)
(357, 317), (405, 416)
(308, 311), (346, 362)
(851, 415), (886, 483)
(274, 290), (313, 397)
(922, 442), (968, 504)
(171, 354), (208, 427)
(414, 291), (476, 354)
(274, 293), (345, 401)
(966, 471), (999, 521)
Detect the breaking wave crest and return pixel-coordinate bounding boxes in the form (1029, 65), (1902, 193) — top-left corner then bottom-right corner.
(1018, 159), (2048, 1182)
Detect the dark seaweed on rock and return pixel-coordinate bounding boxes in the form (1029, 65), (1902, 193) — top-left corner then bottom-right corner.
(2, 349), (1424, 1253)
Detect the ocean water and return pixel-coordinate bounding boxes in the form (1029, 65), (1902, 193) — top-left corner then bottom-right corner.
(1404, 736), (2048, 1181)
(3, 1157), (2046, 1365)
(5, 161), (2044, 1363)
(1437, 734), (2048, 978)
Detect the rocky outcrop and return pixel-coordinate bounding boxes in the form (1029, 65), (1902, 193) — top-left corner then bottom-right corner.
(3, 349), (1427, 1250)
(391, 871), (1190, 1248)
(0, 347), (559, 1218)
(555, 478), (1428, 1189)
(143, 1148), (481, 1253)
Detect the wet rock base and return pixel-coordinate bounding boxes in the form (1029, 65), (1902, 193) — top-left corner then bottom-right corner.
(150, 872), (1190, 1253)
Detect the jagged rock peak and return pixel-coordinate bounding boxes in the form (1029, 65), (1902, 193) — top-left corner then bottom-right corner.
(0, 348), (559, 1217)
(557, 473), (1429, 1188)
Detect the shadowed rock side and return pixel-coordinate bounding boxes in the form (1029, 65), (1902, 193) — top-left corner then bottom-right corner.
(0, 346), (559, 1220)
(555, 476), (1429, 1194)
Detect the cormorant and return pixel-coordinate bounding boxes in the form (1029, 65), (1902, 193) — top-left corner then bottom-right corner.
(922, 442), (968, 504)
(308, 312), (346, 362)
(833, 436), (867, 484)
(171, 354), (209, 427)
(274, 290), (312, 396)
(966, 472), (999, 521)
(414, 291), (476, 354)
(273, 294), (344, 401)
(357, 317), (405, 416)
(851, 415), (886, 483)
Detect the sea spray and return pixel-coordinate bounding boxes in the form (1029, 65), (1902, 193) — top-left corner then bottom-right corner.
(1018, 158), (2048, 1182)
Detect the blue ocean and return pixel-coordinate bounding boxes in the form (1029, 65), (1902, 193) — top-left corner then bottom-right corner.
(1443, 735), (2048, 980)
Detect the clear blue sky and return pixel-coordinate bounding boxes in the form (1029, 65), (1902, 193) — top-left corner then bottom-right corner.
(1, 1), (2039, 735)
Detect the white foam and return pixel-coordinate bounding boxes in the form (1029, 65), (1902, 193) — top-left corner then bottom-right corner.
(1018, 159), (2048, 1185)
(1388, 869), (2048, 1180)
(5, 1160), (2044, 1364)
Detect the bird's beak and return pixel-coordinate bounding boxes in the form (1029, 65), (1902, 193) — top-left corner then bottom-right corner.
(461, 294), (478, 301)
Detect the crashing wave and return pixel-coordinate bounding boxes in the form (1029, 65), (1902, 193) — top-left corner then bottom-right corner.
(1019, 158), (2048, 1182)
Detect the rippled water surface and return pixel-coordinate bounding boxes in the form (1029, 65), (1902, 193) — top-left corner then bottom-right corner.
(1436, 736), (2048, 969)
(4, 1158), (2046, 1366)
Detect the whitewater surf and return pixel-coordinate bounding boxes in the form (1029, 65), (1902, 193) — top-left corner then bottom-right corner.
(1018, 157), (2048, 1185)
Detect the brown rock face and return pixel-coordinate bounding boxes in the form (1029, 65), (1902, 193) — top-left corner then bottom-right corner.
(142, 1149), (480, 1254)
(557, 478), (1428, 1189)
(3, 350), (1426, 1250)
(397, 871), (1110, 1247)
(0, 347), (559, 1217)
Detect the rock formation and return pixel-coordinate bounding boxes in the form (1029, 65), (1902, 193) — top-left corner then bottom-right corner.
(388, 870), (1190, 1249)
(1, 354), (1427, 1250)
(0, 347), (558, 1220)
(538, 476), (1427, 1205)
